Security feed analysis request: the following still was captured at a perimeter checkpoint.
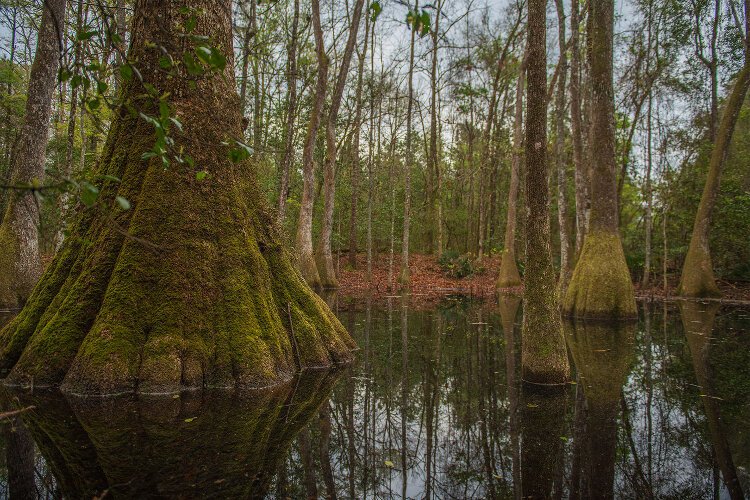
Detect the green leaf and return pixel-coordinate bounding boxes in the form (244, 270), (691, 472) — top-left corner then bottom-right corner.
(158, 56), (173, 69)
(115, 196), (131, 210)
(384, 460), (395, 468)
(76, 29), (98, 41)
(97, 81), (108, 94)
(159, 100), (171, 120)
(120, 64), (134, 81)
(87, 98), (101, 111)
(184, 417), (197, 423)
(185, 15), (197, 33)
(80, 182), (99, 207)
(228, 141), (253, 163)
(169, 117), (183, 132)
(369, 1), (382, 21)
(196, 170), (209, 181)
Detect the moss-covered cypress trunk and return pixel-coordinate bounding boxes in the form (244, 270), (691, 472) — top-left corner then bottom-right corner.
(677, 63), (750, 298)
(0, 0), (354, 396)
(562, 0), (637, 320)
(521, 0), (570, 385)
(0, 0), (66, 308)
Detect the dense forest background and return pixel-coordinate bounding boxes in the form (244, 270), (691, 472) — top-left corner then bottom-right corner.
(0, 0), (748, 287)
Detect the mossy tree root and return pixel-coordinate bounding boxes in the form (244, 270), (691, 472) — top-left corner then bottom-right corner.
(0, 0), (354, 395)
(496, 248), (522, 289)
(563, 230), (637, 320)
(676, 243), (722, 298)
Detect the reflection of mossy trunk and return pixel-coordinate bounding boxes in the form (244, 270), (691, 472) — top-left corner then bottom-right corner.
(565, 319), (635, 499)
(520, 385), (567, 498)
(562, 0), (636, 320)
(522, 0), (570, 386)
(680, 301), (745, 499)
(0, 0), (354, 395)
(2, 370), (341, 498)
(677, 64), (750, 298)
(3, 416), (36, 499)
(0, 0), (66, 308)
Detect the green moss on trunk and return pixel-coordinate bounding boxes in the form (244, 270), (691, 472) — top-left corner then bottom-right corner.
(563, 230), (637, 320)
(0, 0), (354, 395)
(496, 248), (522, 289)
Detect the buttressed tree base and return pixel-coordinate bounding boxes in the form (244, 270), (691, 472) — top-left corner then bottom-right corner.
(0, 0), (355, 395)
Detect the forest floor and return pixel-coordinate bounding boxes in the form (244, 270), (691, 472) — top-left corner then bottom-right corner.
(337, 253), (750, 304)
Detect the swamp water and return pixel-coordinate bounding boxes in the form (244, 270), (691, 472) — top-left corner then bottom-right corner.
(0, 296), (748, 499)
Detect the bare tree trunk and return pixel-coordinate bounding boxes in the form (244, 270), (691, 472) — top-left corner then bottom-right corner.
(367, 19), (378, 281)
(428, 0), (443, 257)
(563, 0), (637, 319)
(348, 13), (370, 269)
(642, 91), (653, 288)
(522, 0), (570, 385)
(0, 0), (67, 307)
(496, 49), (526, 289)
(398, 0), (418, 287)
(570, 0), (588, 255)
(295, 0), (328, 287)
(555, 0), (571, 295)
(277, 0), (300, 224)
(317, 0), (367, 288)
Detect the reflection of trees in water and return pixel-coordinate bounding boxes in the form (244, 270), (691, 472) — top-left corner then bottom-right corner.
(3, 301), (749, 498)
(1, 369), (340, 498)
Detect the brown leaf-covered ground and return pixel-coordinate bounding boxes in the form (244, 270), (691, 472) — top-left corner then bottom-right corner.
(336, 253), (750, 305)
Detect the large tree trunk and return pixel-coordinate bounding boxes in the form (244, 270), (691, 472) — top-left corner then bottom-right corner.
(317, 0), (366, 288)
(295, 0), (328, 287)
(563, 0), (637, 319)
(0, 0), (354, 395)
(522, 0), (570, 385)
(277, 0), (300, 224)
(496, 50), (526, 289)
(0, 0), (66, 308)
(678, 63), (750, 297)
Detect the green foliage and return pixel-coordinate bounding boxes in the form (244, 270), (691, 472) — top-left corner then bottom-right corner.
(438, 251), (480, 279)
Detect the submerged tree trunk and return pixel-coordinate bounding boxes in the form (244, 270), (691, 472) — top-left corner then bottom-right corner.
(295, 0), (328, 287)
(0, 0), (66, 308)
(496, 50), (526, 289)
(563, 0), (637, 319)
(277, 0), (300, 224)
(0, 0), (354, 395)
(317, 0), (366, 288)
(678, 63), (750, 297)
(522, 0), (570, 385)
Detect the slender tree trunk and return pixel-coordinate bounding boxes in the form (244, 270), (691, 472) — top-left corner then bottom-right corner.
(317, 0), (367, 288)
(348, 13), (370, 269)
(570, 0), (588, 255)
(428, 0), (443, 257)
(642, 92), (653, 288)
(522, 0), (570, 385)
(367, 19), (378, 281)
(0, 0), (355, 394)
(496, 50), (526, 289)
(0, 0), (67, 307)
(277, 0), (300, 224)
(398, 0), (417, 286)
(295, 0), (328, 287)
(563, 0), (637, 319)
(555, 0), (571, 295)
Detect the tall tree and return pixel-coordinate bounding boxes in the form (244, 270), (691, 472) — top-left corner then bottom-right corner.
(496, 49), (526, 289)
(296, 0), (328, 287)
(563, 0), (637, 319)
(522, 0), (570, 385)
(277, 0), (300, 224)
(317, 0), (366, 287)
(678, 0), (750, 297)
(0, 0), (67, 308)
(569, 0), (588, 254)
(0, 0), (354, 395)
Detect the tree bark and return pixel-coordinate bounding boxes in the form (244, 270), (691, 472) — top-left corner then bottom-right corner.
(398, 0), (418, 286)
(496, 50), (526, 289)
(295, 0), (328, 287)
(563, 0), (637, 319)
(570, 0), (589, 255)
(317, 0), (367, 288)
(0, 0), (355, 395)
(555, 0), (572, 295)
(522, 0), (570, 385)
(0, 0), (66, 308)
(277, 0), (300, 224)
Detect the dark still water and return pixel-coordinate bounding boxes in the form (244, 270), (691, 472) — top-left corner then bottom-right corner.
(0, 297), (748, 499)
